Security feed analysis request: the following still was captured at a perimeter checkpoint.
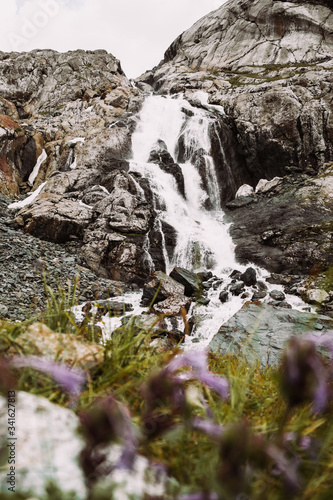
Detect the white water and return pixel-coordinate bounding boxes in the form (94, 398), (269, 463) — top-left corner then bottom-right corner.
(127, 94), (311, 348)
(130, 95), (238, 275)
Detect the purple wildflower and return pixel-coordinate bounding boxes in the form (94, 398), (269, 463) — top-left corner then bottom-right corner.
(80, 396), (138, 481)
(165, 351), (229, 400)
(142, 351), (229, 438)
(12, 356), (86, 394)
(280, 337), (328, 413)
(192, 417), (224, 440)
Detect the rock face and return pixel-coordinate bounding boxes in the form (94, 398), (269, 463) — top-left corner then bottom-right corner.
(140, 0), (333, 195)
(2, 1), (333, 292)
(0, 49), (163, 285)
(226, 164), (333, 275)
(146, 0), (333, 81)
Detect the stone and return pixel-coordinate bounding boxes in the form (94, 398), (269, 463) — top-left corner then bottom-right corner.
(269, 289), (286, 301)
(141, 271), (185, 307)
(169, 266), (202, 296)
(252, 290), (267, 301)
(0, 392), (87, 499)
(209, 302), (333, 366)
(304, 288), (330, 305)
(0, 304), (8, 316)
(16, 193), (93, 243)
(16, 322), (104, 366)
(255, 177), (283, 194)
(152, 294), (192, 316)
(226, 197), (254, 210)
(219, 290), (229, 303)
(229, 282), (245, 296)
(240, 267), (257, 286)
(148, 143), (185, 197)
(235, 184), (254, 199)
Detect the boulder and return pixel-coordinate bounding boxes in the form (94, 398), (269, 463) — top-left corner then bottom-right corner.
(235, 184), (254, 199)
(209, 302), (333, 366)
(141, 271), (185, 307)
(219, 290), (229, 303)
(152, 294), (192, 316)
(0, 392), (87, 499)
(16, 193), (93, 243)
(269, 290), (286, 302)
(240, 267), (257, 286)
(169, 266), (202, 296)
(303, 288), (330, 305)
(17, 322), (104, 366)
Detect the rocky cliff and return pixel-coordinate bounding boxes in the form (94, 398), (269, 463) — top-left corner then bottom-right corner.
(0, 49), (166, 287)
(138, 0), (333, 281)
(0, 0), (333, 309)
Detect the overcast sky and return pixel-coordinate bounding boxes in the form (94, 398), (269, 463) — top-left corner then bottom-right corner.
(0, 0), (228, 78)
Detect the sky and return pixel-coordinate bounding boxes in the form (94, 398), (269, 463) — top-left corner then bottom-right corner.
(0, 0), (228, 78)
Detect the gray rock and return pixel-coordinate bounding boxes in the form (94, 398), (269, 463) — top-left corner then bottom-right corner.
(16, 193), (93, 243)
(0, 392), (87, 499)
(0, 304), (8, 316)
(252, 290), (267, 301)
(229, 282), (245, 296)
(169, 266), (202, 297)
(269, 290), (286, 301)
(141, 271), (185, 307)
(209, 302), (333, 366)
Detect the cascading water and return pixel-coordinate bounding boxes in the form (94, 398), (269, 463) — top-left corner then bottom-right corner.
(128, 94), (308, 348)
(130, 94), (238, 275)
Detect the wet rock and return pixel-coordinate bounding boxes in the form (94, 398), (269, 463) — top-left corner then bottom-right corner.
(197, 270), (213, 282)
(219, 290), (229, 303)
(169, 266), (202, 297)
(148, 142), (185, 197)
(209, 302), (333, 366)
(252, 290), (267, 301)
(240, 267), (257, 286)
(269, 290), (286, 302)
(86, 299), (134, 317)
(196, 297), (210, 306)
(152, 294), (192, 316)
(141, 271), (185, 307)
(229, 282), (245, 296)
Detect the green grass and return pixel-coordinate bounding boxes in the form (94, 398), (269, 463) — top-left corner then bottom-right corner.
(2, 280), (333, 499)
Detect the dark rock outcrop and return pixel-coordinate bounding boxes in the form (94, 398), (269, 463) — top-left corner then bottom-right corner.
(226, 165), (333, 275)
(148, 141), (185, 197)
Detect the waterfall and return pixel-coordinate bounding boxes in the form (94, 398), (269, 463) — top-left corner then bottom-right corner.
(84, 93), (308, 346)
(130, 94), (238, 275)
